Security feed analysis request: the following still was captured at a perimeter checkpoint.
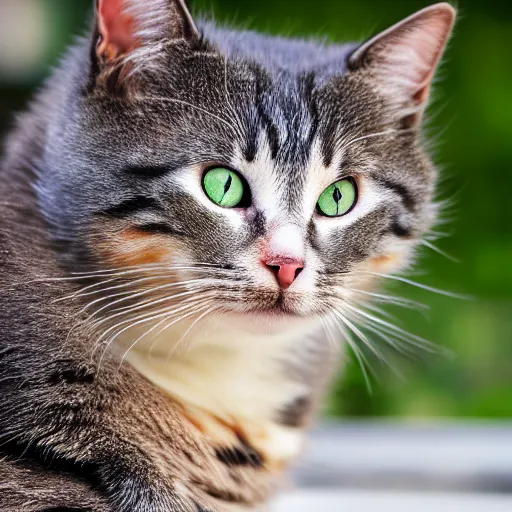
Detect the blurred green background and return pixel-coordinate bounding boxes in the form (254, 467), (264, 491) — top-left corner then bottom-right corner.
(0, 0), (510, 419)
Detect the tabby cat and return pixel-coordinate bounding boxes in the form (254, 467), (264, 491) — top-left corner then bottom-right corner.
(0, 1), (456, 510)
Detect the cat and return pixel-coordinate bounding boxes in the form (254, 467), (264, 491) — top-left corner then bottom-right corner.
(0, 0), (456, 510)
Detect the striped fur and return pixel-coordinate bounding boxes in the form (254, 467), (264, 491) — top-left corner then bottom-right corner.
(0, 2), (456, 510)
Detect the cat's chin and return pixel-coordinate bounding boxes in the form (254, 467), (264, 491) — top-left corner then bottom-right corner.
(220, 308), (320, 337)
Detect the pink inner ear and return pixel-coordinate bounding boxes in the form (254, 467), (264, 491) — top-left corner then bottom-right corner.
(97, 0), (139, 62)
(381, 7), (455, 105)
(405, 13), (454, 102)
(350, 4), (456, 109)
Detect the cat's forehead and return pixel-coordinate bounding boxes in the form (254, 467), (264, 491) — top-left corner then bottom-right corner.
(200, 22), (354, 77)
(84, 36), (425, 201)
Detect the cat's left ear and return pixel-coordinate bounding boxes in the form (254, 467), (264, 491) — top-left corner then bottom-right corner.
(95, 0), (198, 63)
(92, 0), (198, 91)
(348, 3), (456, 125)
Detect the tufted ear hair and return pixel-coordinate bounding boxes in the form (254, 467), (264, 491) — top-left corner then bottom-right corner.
(92, 0), (198, 92)
(348, 3), (456, 126)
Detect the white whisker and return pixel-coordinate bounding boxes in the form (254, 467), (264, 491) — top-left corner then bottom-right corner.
(346, 288), (429, 311)
(320, 317), (341, 353)
(140, 96), (238, 136)
(89, 290), (211, 337)
(78, 277), (220, 320)
(343, 302), (439, 353)
(54, 274), (171, 304)
(164, 305), (217, 364)
(327, 312), (374, 393)
(341, 129), (399, 150)
(354, 271), (470, 299)
(36, 262), (225, 283)
(421, 239), (460, 263)
(96, 297), (215, 371)
(117, 303), (213, 370)
(352, 300), (399, 321)
(332, 309), (388, 364)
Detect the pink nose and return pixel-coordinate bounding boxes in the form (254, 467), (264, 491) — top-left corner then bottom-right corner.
(264, 256), (304, 290)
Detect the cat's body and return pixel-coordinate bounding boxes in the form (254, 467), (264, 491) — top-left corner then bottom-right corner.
(0, 1), (455, 510)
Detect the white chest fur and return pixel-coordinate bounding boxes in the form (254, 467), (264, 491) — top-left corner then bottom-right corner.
(115, 315), (318, 465)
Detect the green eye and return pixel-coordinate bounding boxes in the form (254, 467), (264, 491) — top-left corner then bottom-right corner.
(202, 167), (246, 208)
(317, 178), (358, 217)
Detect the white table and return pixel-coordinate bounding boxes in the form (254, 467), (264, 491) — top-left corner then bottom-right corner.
(274, 490), (512, 511)
(273, 421), (512, 511)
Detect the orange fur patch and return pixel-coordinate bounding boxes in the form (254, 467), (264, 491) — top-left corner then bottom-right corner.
(368, 253), (401, 273)
(176, 403), (301, 472)
(91, 224), (179, 269)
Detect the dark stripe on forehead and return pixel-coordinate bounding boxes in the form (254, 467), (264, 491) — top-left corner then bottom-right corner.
(373, 177), (416, 212)
(303, 72), (320, 148)
(244, 126), (258, 163)
(242, 63), (272, 162)
(318, 112), (338, 169)
(274, 79), (315, 171)
(245, 69), (319, 169)
(253, 68), (280, 160)
(256, 99), (280, 161)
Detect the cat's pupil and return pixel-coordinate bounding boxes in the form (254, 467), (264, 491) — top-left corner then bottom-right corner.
(333, 186), (342, 204)
(223, 174), (233, 197)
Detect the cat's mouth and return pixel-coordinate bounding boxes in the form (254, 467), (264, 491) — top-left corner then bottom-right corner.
(223, 289), (318, 322)
(249, 302), (302, 318)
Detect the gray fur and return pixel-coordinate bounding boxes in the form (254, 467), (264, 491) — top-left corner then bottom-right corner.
(0, 1), (455, 510)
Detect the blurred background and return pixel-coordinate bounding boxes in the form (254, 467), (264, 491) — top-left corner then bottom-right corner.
(0, 0), (510, 420)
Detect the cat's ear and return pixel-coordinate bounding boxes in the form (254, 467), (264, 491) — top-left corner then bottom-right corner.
(348, 3), (456, 125)
(93, 0), (198, 84)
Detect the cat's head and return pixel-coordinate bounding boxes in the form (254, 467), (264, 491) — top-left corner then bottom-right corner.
(38, 1), (455, 336)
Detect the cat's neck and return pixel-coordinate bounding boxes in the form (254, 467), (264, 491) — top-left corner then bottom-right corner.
(115, 315), (324, 466)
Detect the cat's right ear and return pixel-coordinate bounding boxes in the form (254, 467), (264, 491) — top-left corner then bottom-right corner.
(91, 0), (198, 92)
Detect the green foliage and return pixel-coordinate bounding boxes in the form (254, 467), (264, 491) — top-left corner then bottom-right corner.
(1, 0), (510, 418)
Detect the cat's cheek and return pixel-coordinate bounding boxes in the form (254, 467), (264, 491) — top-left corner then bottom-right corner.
(367, 252), (405, 274)
(368, 238), (418, 275)
(348, 238), (419, 294)
(88, 221), (184, 269)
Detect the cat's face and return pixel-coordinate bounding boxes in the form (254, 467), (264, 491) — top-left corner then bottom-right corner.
(39, 1), (455, 335)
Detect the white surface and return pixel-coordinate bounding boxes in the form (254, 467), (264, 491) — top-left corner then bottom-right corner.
(293, 422), (512, 490)
(273, 490), (512, 512)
